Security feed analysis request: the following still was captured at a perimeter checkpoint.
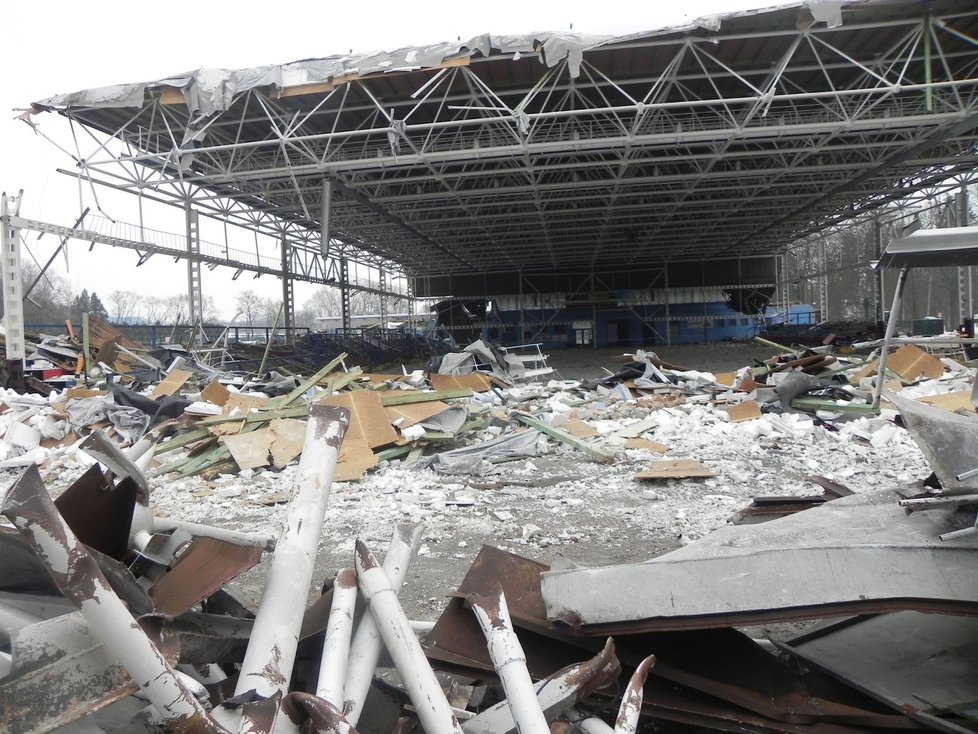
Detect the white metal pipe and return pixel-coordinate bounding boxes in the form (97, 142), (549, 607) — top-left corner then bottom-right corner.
(234, 404), (349, 699)
(354, 540), (464, 734)
(0, 465), (228, 733)
(872, 264), (911, 408)
(567, 709), (615, 734)
(343, 524), (422, 725)
(470, 587), (549, 734)
(462, 639), (620, 734)
(614, 656), (655, 734)
(153, 516), (277, 552)
(316, 567), (358, 706)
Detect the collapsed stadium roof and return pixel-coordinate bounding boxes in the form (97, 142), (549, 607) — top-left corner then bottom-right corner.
(24, 0), (978, 297)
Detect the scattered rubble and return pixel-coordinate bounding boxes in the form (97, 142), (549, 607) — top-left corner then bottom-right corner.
(1, 321), (977, 732)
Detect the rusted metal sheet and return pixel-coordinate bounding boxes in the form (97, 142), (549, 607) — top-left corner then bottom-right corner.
(148, 536), (263, 618)
(0, 526), (63, 596)
(53, 464), (136, 560)
(780, 611), (978, 727)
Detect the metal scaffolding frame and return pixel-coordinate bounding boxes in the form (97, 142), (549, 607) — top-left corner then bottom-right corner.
(10, 0), (978, 325)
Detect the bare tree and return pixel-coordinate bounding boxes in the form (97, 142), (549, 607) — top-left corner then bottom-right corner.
(110, 290), (140, 323)
(235, 290), (264, 328)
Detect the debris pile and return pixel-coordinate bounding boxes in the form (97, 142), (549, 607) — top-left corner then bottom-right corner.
(1, 331), (977, 732)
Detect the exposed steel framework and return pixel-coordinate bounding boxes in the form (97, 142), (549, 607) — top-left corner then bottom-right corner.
(12, 0), (978, 313)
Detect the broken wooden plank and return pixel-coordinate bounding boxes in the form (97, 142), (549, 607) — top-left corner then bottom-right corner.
(334, 438), (378, 482)
(634, 460), (717, 480)
(513, 412), (614, 463)
(267, 352), (347, 409)
(200, 380), (231, 406)
(154, 428), (213, 455)
(380, 388), (473, 406)
(269, 418), (306, 469)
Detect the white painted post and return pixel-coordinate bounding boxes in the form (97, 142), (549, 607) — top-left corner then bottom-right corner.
(354, 540), (464, 734)
(470, 587), (549, 734)
(343, 524), (422, 725)
(233, 404), (349, 699)
(316, 567), (358, 705)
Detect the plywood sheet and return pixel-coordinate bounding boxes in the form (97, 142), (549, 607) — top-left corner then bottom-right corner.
(917, 390), (975, 413)
(430, 373), (493, 393)
(201, 380), (231, 406)
(148, 369), (194, 399)
(224, 392), (270, 414)
(334, 437), (378, 482)
(635, 460), (717, 480)
(222, 429), (274, 470)
(269, 418), (307, 468)
(321, 391), (399, 449)
(561, 416), (598, 438)
(723, 400), (762, 423)
(714, 372), (737, 387)
(887, 345), (944, 381)
(385, 400), (449, 429)
(624, 438), (669, 453)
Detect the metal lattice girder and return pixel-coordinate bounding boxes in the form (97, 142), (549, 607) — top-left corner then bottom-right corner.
(23, 0), (978, 290)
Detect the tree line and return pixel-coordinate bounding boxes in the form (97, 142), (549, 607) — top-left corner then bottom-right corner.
(11, 261), (409, 330)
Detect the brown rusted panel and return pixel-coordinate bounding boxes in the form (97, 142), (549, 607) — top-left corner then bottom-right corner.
(149, 536), (263, 618)
(54, 464), (136, 560)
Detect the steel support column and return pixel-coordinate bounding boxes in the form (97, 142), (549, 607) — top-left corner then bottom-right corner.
(321, 179), (332, 259)
(184, 205), (203, 340)
(957, 185), (972, 327)
(281, 233), (295, 343)
(819, 238), (829, 322)
(379, 268), (388, 329)
(873, 219), (885, 324)
(340, 256), (351, 330)
(1, 192), (25, 360)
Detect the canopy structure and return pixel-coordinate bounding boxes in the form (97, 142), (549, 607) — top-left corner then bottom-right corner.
(12, 0), (978, 329)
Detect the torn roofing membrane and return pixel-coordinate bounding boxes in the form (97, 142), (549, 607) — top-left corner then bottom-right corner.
(33, 1), (828, 115)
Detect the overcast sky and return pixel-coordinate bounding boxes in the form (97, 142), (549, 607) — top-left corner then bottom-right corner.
(0, 0), (772, 321)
